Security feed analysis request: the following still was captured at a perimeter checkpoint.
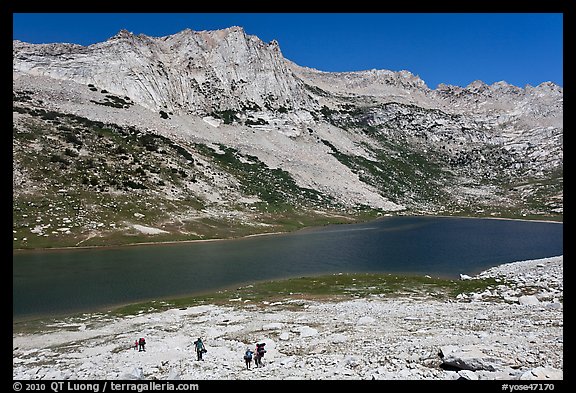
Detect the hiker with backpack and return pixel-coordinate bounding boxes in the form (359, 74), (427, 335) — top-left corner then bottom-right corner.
(138, 337), (146, 352)
(254, 342), (266, 367)
(193, 337), (206, 361)
(243, 347), (254, 370)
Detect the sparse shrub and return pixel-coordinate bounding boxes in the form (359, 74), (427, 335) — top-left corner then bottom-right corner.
(171, 144), (195, 163)
(212, 109), (239, 124)
(115, 146), (127, 155)
(123, 180), (147, 189)
(245, 118), (268, 126)
(64, 148), (79, 157)
(140, 134), (159, 151)
(40, 111), (60, 121)
(64, 132), (83, 146)
(49, 154), (69, 166)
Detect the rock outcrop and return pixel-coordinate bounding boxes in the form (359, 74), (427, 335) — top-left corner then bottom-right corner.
(13, 27), (316, 117)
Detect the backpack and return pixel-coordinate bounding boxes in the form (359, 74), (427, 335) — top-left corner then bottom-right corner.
(244, 350), (253, 360)
(257, 346), (266, 357)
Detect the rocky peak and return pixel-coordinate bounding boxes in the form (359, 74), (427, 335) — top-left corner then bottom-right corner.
(466, 80), (490, 94)
(490, 81), (523, 95)
(13, 27), (314, 116)
(109, 29), (134, 40)
(529, 81), (563, 95)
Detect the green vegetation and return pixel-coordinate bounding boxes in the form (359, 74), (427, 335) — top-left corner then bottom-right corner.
(317, 103), (460, 212)
(104, 272), (502, 317)
(321, 138), (452, 209)
(193, 143), (336, 213)
(13, 106), (207, 248)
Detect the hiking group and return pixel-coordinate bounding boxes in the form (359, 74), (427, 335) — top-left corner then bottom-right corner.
(134, 336), (268, 370)
(244, 342), (266, 370)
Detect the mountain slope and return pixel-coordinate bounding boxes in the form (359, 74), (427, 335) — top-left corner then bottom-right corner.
(12, 27), (563, 249)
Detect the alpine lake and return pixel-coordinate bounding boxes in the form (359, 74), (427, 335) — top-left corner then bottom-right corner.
(13, 215), (563, 323)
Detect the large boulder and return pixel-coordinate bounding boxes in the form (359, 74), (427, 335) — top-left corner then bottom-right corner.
(439, 346), (511, 371)
(518, 295), (540, 305)
(122, 367), (145, 380)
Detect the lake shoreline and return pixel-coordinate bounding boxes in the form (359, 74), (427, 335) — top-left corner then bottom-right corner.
(12, 213), (563, 253)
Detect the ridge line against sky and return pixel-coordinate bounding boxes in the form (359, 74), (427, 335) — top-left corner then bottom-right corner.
(12, 13), (563, 89)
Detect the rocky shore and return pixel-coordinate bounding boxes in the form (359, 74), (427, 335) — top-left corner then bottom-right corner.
(13, 256), (563, 380)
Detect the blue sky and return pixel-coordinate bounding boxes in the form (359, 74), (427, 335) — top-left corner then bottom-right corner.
(12, 13), (563, 89)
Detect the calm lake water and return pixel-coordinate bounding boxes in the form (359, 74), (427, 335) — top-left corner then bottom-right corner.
(13, 216), (563, 320)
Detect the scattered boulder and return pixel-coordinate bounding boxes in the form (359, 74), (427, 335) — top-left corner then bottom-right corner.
(263, 322), (283, 330)
(439, 346), (511, 371)
(357, 316), (376, 325)
(293, 326), (318, 337)
(122, 367), (144, 380)
(166, 369), (180, 380)
(518, 295), (540, 305)
(278, 332), (291, 341)
(329, 333), (348, 343)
